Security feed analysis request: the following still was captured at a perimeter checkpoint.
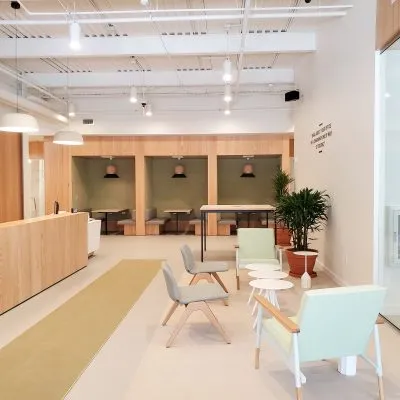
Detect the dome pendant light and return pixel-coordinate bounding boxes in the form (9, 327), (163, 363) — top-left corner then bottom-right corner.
(69, 21), (81, 50)
(0, 1), (39, 133)
(104, 157), (119, 178)
(129, 86), (138, 103)
(224, 85), (232, 103)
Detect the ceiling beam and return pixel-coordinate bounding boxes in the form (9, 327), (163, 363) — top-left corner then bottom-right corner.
(0, 33), (315, 59)
(27, 69), (294, 88)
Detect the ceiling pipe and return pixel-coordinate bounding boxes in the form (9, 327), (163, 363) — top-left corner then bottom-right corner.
(0, 87), (67, 123)
(0, 62), (66, 104)
(0, 11), (349, 26)
(18, 3), (353, 16)
(235, 0), (252, 97)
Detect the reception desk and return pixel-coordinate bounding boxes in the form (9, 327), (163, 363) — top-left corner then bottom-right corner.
(0, 212), (88, 314)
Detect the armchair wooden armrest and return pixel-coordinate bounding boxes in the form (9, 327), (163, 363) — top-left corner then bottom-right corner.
(376, 315), (385, 325)
(234, 244), (239, 249)
(254, 294), (300, 333)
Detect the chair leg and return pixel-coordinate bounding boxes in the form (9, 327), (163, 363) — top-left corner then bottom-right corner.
(189, 275), (197, 285)
(378, 376), (384, 400)
(199, 302), (231, 344)
(211, 272), (229, 293)
(296, 387), (303, 400)
(236, 275), (240, 290)
(162, 301), (179, 326)
(166, 304), (194, 348)
(255, 347), (260, 369)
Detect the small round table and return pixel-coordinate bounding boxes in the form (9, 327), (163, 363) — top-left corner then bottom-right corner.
(245, 263), (281, 272)
(293, 251), (317, 289)
(249, 279), (294, 313)
(247, 271), (289, 305)
(249, 279), (294, 329)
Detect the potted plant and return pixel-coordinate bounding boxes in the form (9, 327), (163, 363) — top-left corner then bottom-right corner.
(275, 188), (329, 278)
(272, 168), (294, 246)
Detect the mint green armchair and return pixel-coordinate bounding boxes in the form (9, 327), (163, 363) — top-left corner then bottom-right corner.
(254, 285), (387, 400)
(236, 228), (282, 290)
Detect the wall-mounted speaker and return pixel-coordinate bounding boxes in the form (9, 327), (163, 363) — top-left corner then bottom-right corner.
(285, 90), (300, 102)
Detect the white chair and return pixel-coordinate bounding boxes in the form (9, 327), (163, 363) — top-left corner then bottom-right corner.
(161, 263), (231, 348)
(254, 285), (387, 400)
(236, 228), (282, 290)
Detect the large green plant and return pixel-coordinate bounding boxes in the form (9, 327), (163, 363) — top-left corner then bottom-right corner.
(275, 188), (329, 251)
(272, 168), (294, 204)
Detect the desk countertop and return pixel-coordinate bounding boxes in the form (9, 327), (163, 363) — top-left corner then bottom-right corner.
(164, 209), (193, 214)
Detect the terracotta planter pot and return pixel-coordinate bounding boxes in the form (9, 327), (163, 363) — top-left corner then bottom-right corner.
(286, 249), (318, 278)
(276, 227), (291, 246)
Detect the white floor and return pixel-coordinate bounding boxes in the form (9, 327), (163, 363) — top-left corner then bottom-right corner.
(1, 235), (400, 400)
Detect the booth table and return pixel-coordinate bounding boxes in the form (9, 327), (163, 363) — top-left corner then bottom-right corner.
(164, 208), (193, 234)
(91, 208), (128, 235)
(199, 204), (276, 261)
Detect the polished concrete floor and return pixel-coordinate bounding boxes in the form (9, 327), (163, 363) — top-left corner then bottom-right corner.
(1, 235), (400, 400)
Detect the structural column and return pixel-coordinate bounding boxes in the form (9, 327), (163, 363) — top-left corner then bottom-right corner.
(207, 143), (218, 236)
(281, 138), (291, 174)
(135, 152), (146, 235)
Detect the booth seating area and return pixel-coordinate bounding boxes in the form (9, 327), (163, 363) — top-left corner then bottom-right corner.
(188, 218), (237, 236)
(117, 208), (170, 235)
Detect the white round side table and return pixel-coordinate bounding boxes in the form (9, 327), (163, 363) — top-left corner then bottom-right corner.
(249, 279), (294, 314)
(245, 263), (281, 272)
(247, 271), (289, 305)
(293, 250), (317, 290)
(249, 278), (294, 329)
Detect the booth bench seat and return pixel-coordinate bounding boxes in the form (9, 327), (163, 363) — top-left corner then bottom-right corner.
(188, 218), (236, 236)
(146, 218), (169, 235)
(117, 219), (135, 235)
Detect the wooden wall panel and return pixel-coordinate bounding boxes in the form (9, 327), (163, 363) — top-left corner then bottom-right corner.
(377, 0), (400, 50)
(71, 136), (140, 156)
(29, 141), (44, 159)
(281, 139), (291, 173)
(0, 213), (87, 314)
(44, 142), (72, 213)
(0, 133), (23, 223)
(215, 135), (284, 155)
(289, 138), (294, 157)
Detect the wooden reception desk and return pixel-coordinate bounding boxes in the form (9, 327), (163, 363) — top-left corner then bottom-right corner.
(0, 212), (88, 314)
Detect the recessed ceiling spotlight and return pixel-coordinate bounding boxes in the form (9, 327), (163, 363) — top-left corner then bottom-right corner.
(140, 0), (149, 5)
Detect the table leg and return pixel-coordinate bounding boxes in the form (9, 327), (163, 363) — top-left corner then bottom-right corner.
(247, 213), (250, 228)
(247, 287), (255, 305)
(105, 213), (108, 235)
(251, 289), (263, 315)
(175, 213), (179, 234)
(204, 213), (207, 251)
(201, 212), (204, 262)
(338, 356), (357, 376)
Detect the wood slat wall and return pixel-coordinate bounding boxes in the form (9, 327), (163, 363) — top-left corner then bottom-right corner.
(44, 134), (293, 234)
(0, 133), (23, 223)
(0, 213), (88, 314)
(377, 0), (400, 50)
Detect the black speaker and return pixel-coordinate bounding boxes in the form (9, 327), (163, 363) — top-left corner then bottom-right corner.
(285, 90), (300, 102)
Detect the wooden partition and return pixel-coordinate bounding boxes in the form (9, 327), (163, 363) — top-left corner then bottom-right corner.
(377, 0), (400, 50)
(44, 134), (292, 235)
(0, 212), (87, 314)
(0, 133), (23, 223)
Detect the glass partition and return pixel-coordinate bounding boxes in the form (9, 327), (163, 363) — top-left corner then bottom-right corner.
(377, 38), (400, 329)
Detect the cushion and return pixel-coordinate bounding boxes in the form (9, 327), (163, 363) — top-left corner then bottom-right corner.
(179, 283), (228, 304)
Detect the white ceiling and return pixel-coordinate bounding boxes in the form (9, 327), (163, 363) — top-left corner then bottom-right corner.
(0, 0), (352, 129)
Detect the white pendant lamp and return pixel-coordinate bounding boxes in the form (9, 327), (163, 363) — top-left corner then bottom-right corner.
(224, 106), (231, 116)
(145, 104), (152, 116)
(0, 2), (39, 133)
(69, 21), (81, 50)
(53, 130), (84, 146)
(129, 86), (138, 103)
(224, 85), (232, 103)
(222, 59), (233, 83)
(68, 102), (76, 117)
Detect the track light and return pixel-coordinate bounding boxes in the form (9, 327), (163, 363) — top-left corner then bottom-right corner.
(145, 104), (152, 116)
(68, 102), (76, 118)
(223, 58), (232, 83)
(129, 86), (138, 103)
(69, 21), (81, 50)
(224, 85), (232, 103)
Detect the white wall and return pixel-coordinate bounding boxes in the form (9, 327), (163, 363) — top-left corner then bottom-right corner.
(293, 0), (377, 285)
